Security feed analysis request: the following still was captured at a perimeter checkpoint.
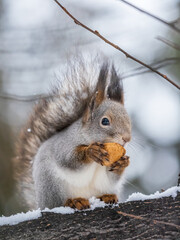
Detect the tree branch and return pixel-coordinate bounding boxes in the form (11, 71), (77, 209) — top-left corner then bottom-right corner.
(122, 57), (180, 79)
(0, 192), (179, 239)
(0, 57), (179, 102)
(53, 0), (180, 90)
(119, 0), (180, 34)
(156, 36), (180, 51)
(117, 211), (180, 229)
(0, 93), (50, 102)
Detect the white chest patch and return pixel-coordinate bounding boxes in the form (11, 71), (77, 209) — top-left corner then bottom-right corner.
(53, 162), (119, 199)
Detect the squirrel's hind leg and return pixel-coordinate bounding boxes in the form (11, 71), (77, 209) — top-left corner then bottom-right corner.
(64, 197), (90, 210)
(97, 194), (118, 204)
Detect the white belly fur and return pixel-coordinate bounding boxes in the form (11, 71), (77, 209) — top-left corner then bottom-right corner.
(53, 162), (119, 199)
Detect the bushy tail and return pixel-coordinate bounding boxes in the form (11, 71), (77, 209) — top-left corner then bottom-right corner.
(13, 57), (101, 182)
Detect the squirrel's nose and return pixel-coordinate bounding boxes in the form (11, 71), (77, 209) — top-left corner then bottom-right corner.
(122, 135), (131, 146)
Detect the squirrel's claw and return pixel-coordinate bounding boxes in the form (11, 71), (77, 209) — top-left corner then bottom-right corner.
(109, 155), (130, 173)
(98, 194), (118, 204)
(64, 198), (90, 210)
(86, 142), (109, 166)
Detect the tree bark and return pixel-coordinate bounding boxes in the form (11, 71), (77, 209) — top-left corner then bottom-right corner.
(0, 192), (179, 240)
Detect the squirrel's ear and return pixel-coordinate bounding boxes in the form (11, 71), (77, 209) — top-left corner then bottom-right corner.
(82, 96), (96, 124)
(94, 63), (108, 107)
(82, 63), (108, 124)
(107, 65), (124, 104)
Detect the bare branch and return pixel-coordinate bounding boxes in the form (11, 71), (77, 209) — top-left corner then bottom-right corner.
(119, 0), (180, 34)
(122, 57), (180, 79)
(53, 0), (180, 90)
(0, 57), (179, 102)
(117, 211), (180, 229)
(156, 36), (180, 51)
(170, 17), (180, 26)
(0, 93), (50, 102)
(0, 25), (73, 33)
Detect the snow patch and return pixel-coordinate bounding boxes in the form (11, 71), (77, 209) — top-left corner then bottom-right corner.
(89, 196), (106, 210)
(0, 197), (105, 226)
(126, 186), (180, 202)
(1, 186), (179, 226)
(0, 209), (41, 226)
(43, 206), (75, 214)
(0, 207), (74, 226)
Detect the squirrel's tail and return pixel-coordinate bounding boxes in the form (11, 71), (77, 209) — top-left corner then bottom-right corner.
(13, 56), (102, 183)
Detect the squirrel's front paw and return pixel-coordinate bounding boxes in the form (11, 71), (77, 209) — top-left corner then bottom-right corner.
(109, 156), (130, 174)
(86, 142), (109, 166)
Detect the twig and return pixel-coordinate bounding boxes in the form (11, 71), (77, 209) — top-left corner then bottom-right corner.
(117, 211), (180, 229)
(0, 93), (50, 102)
(119, 0), (180, 34)
(170, 18), (180, 25)
(53, 0), (180, 90)
(0, 57), (179, 102)
(122, 57), (180, 79)
(178, 173), (180, 186)
(156, 36), (180, 51)
(0, 25), (73, 33)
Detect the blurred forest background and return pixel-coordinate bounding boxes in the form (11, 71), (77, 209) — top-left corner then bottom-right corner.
(0, 0), (179, 216)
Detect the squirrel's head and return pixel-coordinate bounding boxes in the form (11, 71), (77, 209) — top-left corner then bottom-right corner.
(82, 63), (131, 147)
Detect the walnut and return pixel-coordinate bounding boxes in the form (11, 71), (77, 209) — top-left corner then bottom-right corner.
(103, 143), (126, 167)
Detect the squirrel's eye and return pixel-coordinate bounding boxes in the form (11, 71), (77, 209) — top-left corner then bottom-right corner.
(101, 117), (110, 126)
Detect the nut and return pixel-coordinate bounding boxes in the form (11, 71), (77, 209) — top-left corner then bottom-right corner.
(103, 143), (126, 166)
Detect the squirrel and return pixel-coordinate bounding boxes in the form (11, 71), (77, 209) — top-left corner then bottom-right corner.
(13, 57), (131, 210)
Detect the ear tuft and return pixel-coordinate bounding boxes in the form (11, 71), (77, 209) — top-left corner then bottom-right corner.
(107, 64), (124, 104)
(82, 97), (95, 124)
(82, 63), (109, 124)
(95, 63), (109, 106)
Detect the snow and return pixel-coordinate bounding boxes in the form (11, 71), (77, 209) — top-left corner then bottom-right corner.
(89, 197), (106, 210)
(126, 186), (180, 202)
(0, 186), (179, 226)
(0, 197), (105, 226)
(0, 209), (41, 227)
(43, 206), (75, 215)
(0, 207), (74, 227)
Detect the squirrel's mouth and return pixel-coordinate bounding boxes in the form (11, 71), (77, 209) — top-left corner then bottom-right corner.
(103, 138), (129, 148)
